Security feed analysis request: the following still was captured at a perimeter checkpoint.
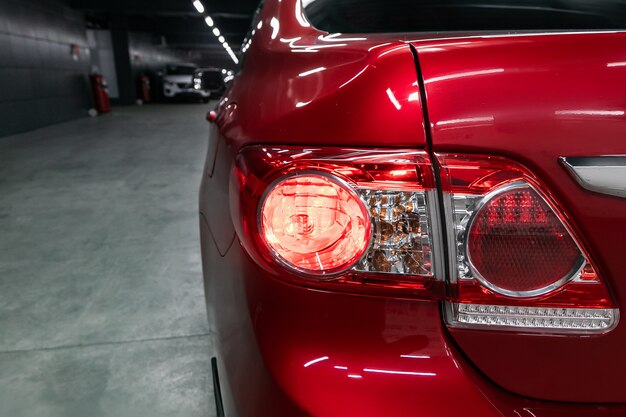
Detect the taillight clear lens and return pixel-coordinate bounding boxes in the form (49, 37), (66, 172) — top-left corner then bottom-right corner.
(448, 303), (617, 332)
(231, 146), (444, 298)
(355, 189), (434, 276)
(439, 154), (617, 333)
(260, 174), (370, 274)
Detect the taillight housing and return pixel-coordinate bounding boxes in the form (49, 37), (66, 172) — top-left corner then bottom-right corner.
(230, 146), (445, 298)
(231, 147), (618, 333)
(438, 154), (618, 333)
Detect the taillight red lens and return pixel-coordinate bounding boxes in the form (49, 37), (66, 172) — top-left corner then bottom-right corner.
(260, 174), (370, 274)
(467, 183), (583, 296)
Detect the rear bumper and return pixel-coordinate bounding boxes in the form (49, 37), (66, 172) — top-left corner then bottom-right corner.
(201, 220), (626, 417)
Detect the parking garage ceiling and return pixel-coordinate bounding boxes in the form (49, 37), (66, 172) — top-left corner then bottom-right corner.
(70, 0), (258, 64)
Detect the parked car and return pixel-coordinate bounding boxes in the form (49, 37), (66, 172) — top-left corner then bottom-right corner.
(162, 63), (211, 102)
(199, 0), (626, 416)
(193, 68), (227, 99)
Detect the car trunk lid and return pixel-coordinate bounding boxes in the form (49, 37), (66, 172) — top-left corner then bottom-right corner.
(412, 31), (626, 402)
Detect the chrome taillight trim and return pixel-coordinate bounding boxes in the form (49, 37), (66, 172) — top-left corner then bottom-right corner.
(561, 156), (626, 199)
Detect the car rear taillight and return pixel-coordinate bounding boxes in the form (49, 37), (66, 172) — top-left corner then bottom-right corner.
(439, 154), (618, 333)
(231, 146), (445, 298)
(231, 147), (618, 333)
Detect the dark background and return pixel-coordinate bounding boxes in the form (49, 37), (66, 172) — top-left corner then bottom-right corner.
(0, 0), (258, 137)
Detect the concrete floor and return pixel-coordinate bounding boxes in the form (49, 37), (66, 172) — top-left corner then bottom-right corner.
(0, 104), (215, 417)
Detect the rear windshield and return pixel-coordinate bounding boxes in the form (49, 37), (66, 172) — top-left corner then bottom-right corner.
(303, 0), (626, 33)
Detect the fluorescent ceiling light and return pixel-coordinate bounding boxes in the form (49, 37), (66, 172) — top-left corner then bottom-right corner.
(213, 28), (220, 36)
(192, 0), (204, 13)
(204, 16), (213, 27)
(218, 36), (225, 43)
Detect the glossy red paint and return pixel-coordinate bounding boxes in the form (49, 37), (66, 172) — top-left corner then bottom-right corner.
(199, 0), (626, 415)
(414, 32), (626, 402)
(201, 220), (626, 417)
(219, 0), (426, 151)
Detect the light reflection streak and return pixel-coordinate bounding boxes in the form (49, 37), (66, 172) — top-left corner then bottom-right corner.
(378, 45), (407, 58)
(555, 110), (624, 118)
(280, 36), (302, 44)
(347, 374), (363, 379)
(436, 116), (494, 126)
(425, 68), (504, 84)
(408, 92), (420, 102)
(319, 33), (367, 42)
(280, 36), (347, 53)
(270, 17), (280, 39)
(368, 42), (392, 51)
(390, 169), (411, 177)
(416, 41), (472, 48)
(298, 67), (326, 77)
(304, 356), (329, 368)
(418, 47), (444, 52)
(386, 88), (402, 110)
(314, 252), (323, 269)
(400, 354), (431, 359)
(607, 62), (626, 67)
(339, 66), (368, 89)
(363, 368), (436, 376)
(296, 101), (312, 108)
(523, 408), (538, 417)
(295, 0), (311, 27)
(334, 366), (348, 370)
(290, 150), (315, 159)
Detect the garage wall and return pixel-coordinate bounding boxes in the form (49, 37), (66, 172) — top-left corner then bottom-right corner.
(0, 0), (91, 137)
(128, 33), (192, 75)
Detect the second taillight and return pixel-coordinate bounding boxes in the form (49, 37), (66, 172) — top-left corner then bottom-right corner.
(439, 154), (617, 333)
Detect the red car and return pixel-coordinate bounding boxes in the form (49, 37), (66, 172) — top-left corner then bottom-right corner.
(199, 1), (626, 415)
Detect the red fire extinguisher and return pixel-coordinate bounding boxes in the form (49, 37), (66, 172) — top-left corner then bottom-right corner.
(138, 73), (151, 103)
(90, 74), (110, 114)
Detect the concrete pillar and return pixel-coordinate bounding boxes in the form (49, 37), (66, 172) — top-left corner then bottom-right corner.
(110, 15), (135, 105)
